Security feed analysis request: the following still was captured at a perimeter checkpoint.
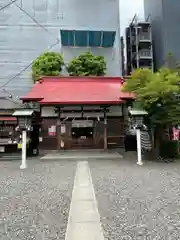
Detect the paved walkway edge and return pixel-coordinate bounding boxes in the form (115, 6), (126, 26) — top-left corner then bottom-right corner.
(65, 161), (104, 240)
(41, 153), (122, 161)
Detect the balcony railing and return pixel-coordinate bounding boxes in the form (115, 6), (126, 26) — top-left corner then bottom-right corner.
(139, 50), (152, 58)
(139, 66), (153, 71)
(139, 33), (151, 41)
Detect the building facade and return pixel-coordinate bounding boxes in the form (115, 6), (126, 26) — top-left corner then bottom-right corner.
(144, 0), (180, 69)
(0, 0), (122, 99)
(125, 15), (153, 75)
(120, 36), (125, 76)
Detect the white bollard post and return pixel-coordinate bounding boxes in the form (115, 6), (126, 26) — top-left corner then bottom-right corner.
(20, 130), (27, 169)
(136, 129), (143, 166)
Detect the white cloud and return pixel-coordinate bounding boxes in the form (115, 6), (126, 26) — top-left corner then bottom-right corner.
(120, 0), (144, 35)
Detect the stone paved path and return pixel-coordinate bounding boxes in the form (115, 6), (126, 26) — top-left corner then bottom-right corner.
(0, 154), (180, 239)
(65, 161), (104, 240)
(41, 150), (121, 160)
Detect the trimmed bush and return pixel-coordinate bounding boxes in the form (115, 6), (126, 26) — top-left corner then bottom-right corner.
(159, 140), (179, 159)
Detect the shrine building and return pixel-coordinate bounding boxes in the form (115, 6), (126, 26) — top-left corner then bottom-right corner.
(21, 76), (134, 150)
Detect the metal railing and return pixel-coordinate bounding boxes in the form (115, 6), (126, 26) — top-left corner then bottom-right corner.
(139, 33), (151, 41)
(139, 50), (152, 58)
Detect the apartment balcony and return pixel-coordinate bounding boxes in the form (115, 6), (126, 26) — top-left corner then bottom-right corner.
(138, 32), (151, 42)
(138, 50), (152, 59)
(139, 65), (153, 71)
(130, 33), (151, 46)
(139, 58), (153, 70)
(132, 50), (152, 60)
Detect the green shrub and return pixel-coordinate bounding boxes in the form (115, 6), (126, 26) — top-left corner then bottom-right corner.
(159, 140), (179, 159)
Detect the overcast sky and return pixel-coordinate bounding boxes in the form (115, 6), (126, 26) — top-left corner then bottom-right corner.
(120, 0), (144, 35)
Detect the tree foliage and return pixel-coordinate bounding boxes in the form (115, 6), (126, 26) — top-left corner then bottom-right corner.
(165, 52), (180, 71)
(32, 52), (64, 82)
(66, 52), (106, 76)
(123, 68), (180, 127)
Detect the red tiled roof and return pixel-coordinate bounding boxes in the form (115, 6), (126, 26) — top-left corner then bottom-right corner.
(21, 76), (135, 105)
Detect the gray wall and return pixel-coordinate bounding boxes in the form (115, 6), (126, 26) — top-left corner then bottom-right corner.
(0, 0), (121, 98)
(162, 0), (180, 61)
(144, 0), (180, 69)
(144, 0), (165, 69)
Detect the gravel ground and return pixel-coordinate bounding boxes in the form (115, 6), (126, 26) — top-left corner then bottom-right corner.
(90, 158), (180, 240)
(0, 159), (77, 240)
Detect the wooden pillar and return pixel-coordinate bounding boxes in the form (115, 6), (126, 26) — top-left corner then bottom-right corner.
(104, 110), (107, 149)
(57, 108), (61, 150)
(122, 103), (130, 132)
(81, 106), (84, 119)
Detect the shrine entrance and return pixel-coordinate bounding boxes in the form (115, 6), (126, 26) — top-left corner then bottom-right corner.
(71, 120), (94, 149)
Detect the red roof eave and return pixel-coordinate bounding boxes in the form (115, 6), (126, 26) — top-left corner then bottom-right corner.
(0, 117), (17, 121)
(119, 93), (136, 100)
(40, 100), (124, 105)
(20, 97), (44, 102)
(20, 76), (135, 105)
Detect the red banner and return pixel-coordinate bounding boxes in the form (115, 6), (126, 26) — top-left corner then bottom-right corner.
(48, 125), (56, 136)
(173, 127), (179, 140)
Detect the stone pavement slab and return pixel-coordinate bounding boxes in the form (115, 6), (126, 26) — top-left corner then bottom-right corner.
(65, 161), (104, 240)
(72, 186), (94, 201)
(41, 150), (122, 161)
(65, 222), (105, 240)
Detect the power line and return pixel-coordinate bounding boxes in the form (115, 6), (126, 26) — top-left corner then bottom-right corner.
(0, 0), (61, 89)
(11, 0), (55, 39)
(0, 62), (33, 89)
(0, 40), (60, 89)
(0, 0), (17, 11)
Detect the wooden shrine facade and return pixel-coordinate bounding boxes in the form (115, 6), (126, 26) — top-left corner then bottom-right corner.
(39, 104), (127, 150)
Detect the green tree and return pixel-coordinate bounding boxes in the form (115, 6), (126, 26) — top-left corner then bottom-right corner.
(165, 52), (180, 71)
(123, 68), (180, 149)
(32, 52), (64, 82)
(66, 52), (106, 76)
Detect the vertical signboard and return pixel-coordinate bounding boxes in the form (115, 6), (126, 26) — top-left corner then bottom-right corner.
(61, 124), (66, 134)
(173, 127), (179, 140)
(48, 125), (56, 136)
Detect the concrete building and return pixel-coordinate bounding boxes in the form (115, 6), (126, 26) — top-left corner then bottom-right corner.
(144, 0), (180, 69)
(120, 36), (125, 76)
(125, 15), (153, 75)
(0, 0), (122, 99)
